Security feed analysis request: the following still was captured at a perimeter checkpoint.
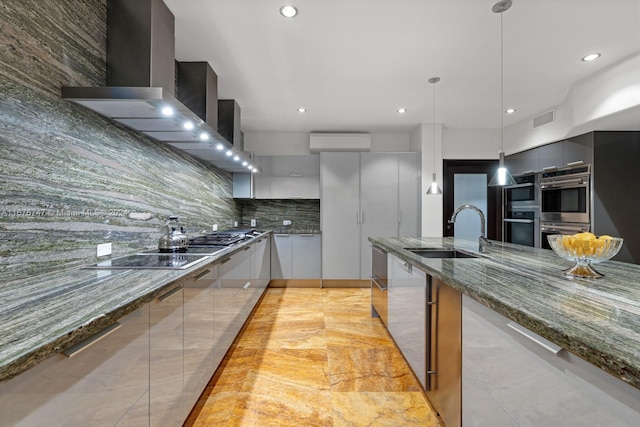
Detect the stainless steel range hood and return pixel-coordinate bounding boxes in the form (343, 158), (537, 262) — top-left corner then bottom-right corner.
(61, 0), (255, 174)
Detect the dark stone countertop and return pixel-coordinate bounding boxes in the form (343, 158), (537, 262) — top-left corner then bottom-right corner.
(0, 231), (273, 382)
(369, 236), (640, 391)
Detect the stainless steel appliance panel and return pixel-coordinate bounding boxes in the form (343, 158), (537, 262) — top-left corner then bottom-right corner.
(505, 172), (538, 206)
(540, 164), (590, 223)
(540, 222), (590, 250)
(371, 246), (388, 326)
(504, 208), (539, 247)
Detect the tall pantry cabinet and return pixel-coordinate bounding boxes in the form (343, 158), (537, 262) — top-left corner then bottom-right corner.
(321, 152), (420, 281)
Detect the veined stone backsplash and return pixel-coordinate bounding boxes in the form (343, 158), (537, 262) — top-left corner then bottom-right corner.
(0, 0), (240, 285)
(239, 199), (320, 232)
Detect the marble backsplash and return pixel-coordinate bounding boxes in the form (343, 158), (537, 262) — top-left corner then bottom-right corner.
(0, 0), (240, 285)
(239, 199), (320, 232)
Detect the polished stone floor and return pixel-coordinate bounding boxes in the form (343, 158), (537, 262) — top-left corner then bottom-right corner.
(185, 288), (441, 426)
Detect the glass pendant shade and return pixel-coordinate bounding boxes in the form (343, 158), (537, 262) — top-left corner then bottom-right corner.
(426, 172), (443, 195)
(488, 151), (515, 186)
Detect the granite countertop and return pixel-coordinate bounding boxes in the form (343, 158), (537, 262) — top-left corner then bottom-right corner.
(0, 230), (273, 382)
(369, 236), (640, 391)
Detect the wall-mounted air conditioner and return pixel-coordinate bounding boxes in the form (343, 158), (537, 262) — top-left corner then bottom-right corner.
(309, 133), (371, 152)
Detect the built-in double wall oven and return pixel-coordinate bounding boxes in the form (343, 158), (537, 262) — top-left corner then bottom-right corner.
(504, 172), (540, 247)
(539, 164), (591, 250)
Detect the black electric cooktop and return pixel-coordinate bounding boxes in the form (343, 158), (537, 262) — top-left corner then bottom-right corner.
(85, 254), (210, 270)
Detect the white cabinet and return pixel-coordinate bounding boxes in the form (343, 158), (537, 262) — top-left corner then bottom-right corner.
(183, 266), (217, 418)
(0, 306), (150, 427)
(271, 233), (321, 283)
(254, 155), (320, 199)
(150, 285), (184, 427)
(387, 254), (427, 389)
(292, 234), (322, 279)
(462, 296), (640, 427)
(321, 152), (420, 280)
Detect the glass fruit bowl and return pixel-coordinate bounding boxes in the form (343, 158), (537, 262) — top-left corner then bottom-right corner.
(547, 234), (623, 278)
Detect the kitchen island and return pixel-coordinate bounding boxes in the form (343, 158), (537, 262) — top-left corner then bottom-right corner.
(370, 236), (640, 426)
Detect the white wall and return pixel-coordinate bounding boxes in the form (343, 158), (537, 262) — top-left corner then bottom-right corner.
(442, 128), (500, 159)
(504, 51), (640, 154)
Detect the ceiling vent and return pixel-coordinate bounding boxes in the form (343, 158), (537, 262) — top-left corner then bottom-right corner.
(310, 133), (371, 152)
(533, 109), (555, 128)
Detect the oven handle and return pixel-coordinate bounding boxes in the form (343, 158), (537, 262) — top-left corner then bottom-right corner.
(505, 182), (535, 189)
(540, 177), (588, 188)
(541, 225), (588, 233)
(504, 218), (534, 224)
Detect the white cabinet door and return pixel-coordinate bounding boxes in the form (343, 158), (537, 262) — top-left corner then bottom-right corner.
(270, 176), (320, 199)
(387, 254), (427, 389)
(321, 152), (361, 279)
(291, 234), (321, 279)
(271, 234), (293, 279)
(183, 265), (217, 418)
(0, 306), (150, 427)
(360, 153), (399, 279)
(270, 155), (320, 176)
(252, 236), (271, 294)
(253, 155), (272, 199)
(462, 296), (640, 427)
(398, 153), (420, 237)
(150, 285), (184, 427)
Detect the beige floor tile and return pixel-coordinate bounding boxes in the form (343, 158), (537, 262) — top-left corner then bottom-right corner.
(331, 391), (441, 427)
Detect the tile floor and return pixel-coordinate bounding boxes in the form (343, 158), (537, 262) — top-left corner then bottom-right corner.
(185, 287), (441, 426)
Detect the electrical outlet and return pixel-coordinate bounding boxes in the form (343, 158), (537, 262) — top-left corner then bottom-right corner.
(212, 223), (218, 231)
(97, 243), (112, 257)
(234, 220), (238, 227)
(250, 219), (257, 227)
(283, 220), (292, 226)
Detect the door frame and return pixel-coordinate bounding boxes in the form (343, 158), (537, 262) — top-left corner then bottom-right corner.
(442, 160), (502, 240)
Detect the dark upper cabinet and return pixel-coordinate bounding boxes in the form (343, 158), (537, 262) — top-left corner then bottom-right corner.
(562, 133), (594, 166)
(508, 133), (594, 174)
(506, 149), (540, 176)
(537, 142), (564, 170)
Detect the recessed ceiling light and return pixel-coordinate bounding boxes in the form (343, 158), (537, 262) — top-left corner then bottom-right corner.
(233, 155), (240, 161)
(199, 132), (209, 141)
(397, 108), (407, 114)
(297, 107), (307, 113)
(216, 143), (224, 150)
(581, 53), (601, 62)
(161, 106), (174, 116)
(280, 5), (298, 18)
(505, 108), (516, 114)
(226, 150), (233, 157)
(183, 121), (194, 130)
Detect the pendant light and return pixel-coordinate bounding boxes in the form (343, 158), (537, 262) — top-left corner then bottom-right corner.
(488, 0), (516, 187)
(426, 77), (443, 195)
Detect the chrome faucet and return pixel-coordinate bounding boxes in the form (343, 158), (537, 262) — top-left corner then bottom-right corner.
(448, 204), (492, 253)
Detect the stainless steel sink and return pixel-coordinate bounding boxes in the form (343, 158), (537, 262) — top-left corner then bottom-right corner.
(405, 248), (479, 259)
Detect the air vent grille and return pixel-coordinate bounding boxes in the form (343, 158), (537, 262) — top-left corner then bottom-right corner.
(533, 110), (555, 128)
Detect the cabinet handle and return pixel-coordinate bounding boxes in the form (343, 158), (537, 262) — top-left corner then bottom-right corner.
(242, 281), (252, 289)
(194, 269), (211, 280)
(371, 276), (386, 292)
(356, 210), (360, 223)
(63, 322), (122, 358)
(361, 209), (365, 224)
(299, 234), (314, 237)
(289, 196), (303, 199)
(507, 322), (563, 355)
(566, 160), (584, 167)
(243, 246), (251, 251)
(275, 234), (290, 237)
(426, 279), (439, 390)
(220, 257), (232, 265)
(158, 286), (182, 302)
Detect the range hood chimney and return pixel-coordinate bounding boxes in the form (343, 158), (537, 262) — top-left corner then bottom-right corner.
(61, 0), (255, 173)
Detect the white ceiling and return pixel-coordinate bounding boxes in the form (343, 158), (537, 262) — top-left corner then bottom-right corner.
(164, 0), (640, 134)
